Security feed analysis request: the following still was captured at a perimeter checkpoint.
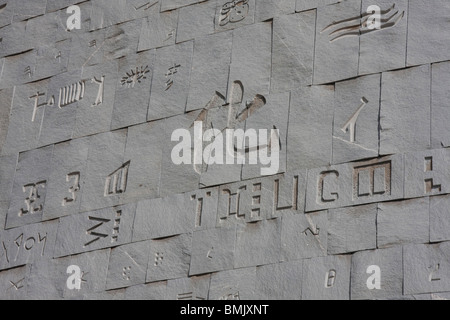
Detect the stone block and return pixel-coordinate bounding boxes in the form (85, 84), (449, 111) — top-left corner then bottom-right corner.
(305, 154), (404, 212)
(0, 49), (37, 89)
(6, 145), (54, 229)
(430, 195), (450, 243)
(328, 204), (377, 254)
(0, 21), (31, 58)
(133, 193), (195, 242)
(404, 242), (450, 295)
(89, 0), (128, 31)
(302, 255), (351, 300)
(124, 281), (167, 300)
(166, 274), (210, 300)
(189, 187), (219, 231)
(176, 0), (216, 43)
(0, 220), (58, 271)
(137, 6), (178, 51)
(351, 246), (403, 300)
(255, 261), (303, 300)
(287, 85), (334, 171)
(431, 61), (450, 148)
(209, 267), (256, 300)
(0, 0), (12, 28)
(359, 0), (408, 75)
(377, 198), (429, 248)
(255, 0), (295, 21)
(147, 41), (193, 121)
(332, 74), (380, 164)
(106, 241), (151, 290)
(313, 0), (360, 84)
(161, 0), (199, 12)
(407, 0), (450, 66)
(12, 0), (47, 22)
(214, 0), (255, 31)
(186, 31), (232, 112)
(380, 64), (431, 155)
(296, 0), (341, 12)
(54, 203), (136, 257)
(271, 11), (315, 93)
(111, 49), (155, 130)
(0, 154), (17, 203)
(0, 88), (13, 154)
(281, 210), (328, 261)
(190, 226), (236, 276)
(146, 233), (192, 283)
(43, 137), (90, 221)
(234, 219), (282, 268)
(0, 265), (31, 300)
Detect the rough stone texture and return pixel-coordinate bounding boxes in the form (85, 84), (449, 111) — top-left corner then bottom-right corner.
(407, 0), (450, 66)
(0, 88), (13, 154)
(430, 195), (450, 243)
(0, 265), (31, 300)
(351, 246), (403, 300)
(123, 281), (167, 300)
(176, 1), (216, 44)
(255, 0), (295, 21)
(296, 0), (341, 12)
(166, 274), (211, 300)
(380, 65), (431, 155)
(431, 61), (450, 149)
(328, 204), (377, 255)
(302, 255), (351, 300)
(377, 198), (429, 248)
(146, 233), (192, 283)
(271, 11), (315, 93)
(313, 0), (360, 84)
(404, 242), (450, 295)
(209, 267), (256, 300)
(332, 74), (380, 164)
(214, 0), (255, 31)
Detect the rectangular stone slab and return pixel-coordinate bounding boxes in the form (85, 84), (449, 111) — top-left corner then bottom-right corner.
(176, 0), (216, 44)
(255, 0), (295, 21)
(166, 274), (211, 300)
(431, 62), (450, 148)
(430, 195), (450, 243)
(209, 267), (256, 300)
(0, 265), (31, 300)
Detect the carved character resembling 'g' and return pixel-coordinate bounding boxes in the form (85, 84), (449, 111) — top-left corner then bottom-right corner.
(219, 0), (249, 26)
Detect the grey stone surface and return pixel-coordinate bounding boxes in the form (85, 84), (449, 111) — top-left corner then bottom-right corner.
(106, 241), (150, 290)
(190, 227), (235, 276)
(0, 0), (12, 28)
(295, 0), (341, 12)
(0, 88), (12, 154)
(404, 148), (450, 199)
(313, 0), (360, 84)
(80, 130), (128, 212)
(380, 65), (431, 155)
(255, 261), (303, 300)
(146, 233), (192, 283)
(255, 0), (295, 21)
(85, 288), (126, 300)
(228, 22), (271, 105)
(214, 0), (255, 31)
(147, 41), (193, 121)
(377, 198), (429, 248)
(189, 187), (219, 231)
(166, 274), (210, 300)
(430, 195), (450, 243)
(6, 145), (54, 229)
(0, 220), (58, 271)
(43, 137), (90, 221)
(137, 6), (178, 51)
(124, 281), (167, 300)
(186, 31), (231, 112)
(209, 267), (256, 300)
(407, 0), (450, 66)
(133, 193), (195, 242)
(272, 170), (307, 217)
(12, 0), (47, 22)
(281, 210), (328, 261)
(0, 154), (17, 203)
(234, 219), (281, 268)
(176, 0), (216, 44)
(332, 74), (380, 164)
(46, 0), (87, 12)
(305, 154), (404, 212)
(0, 49), (38, 89)
(161, 0), (199, 12)
(431, 61), (450, 148)
(0, 21), (31, 58)
(89, 0), (128, 31)
(287, 85), (334, 171)
(0, 265), (31, 300)
(351, 246), (403, 300)
(328, 204), (377, 255)
(111, 49), (155, 130)
(54, 203), (136, 257)
(404, 242), (450, 295)
(302, 255), (351, 300)
(271, 11), (315, 93)
(359, 0), (408, 75)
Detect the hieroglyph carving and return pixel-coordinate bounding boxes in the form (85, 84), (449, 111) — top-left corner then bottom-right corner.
(219, 0), (249, 26)
(63, 172), (81, 206)
(19, 182), (46, 217)
(120, 66), (150, 88)
(341, 97), (368, 143)
(105, 162), (130, 197)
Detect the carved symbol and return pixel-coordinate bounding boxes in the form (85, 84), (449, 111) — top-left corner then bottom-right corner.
(120, 66), (150, 88)
(303, 226), (320, 237)
(84, 216), (111, 247)
(134, 1), (158, 10)
(325, 269), (336, 288)
(219, 0), (249, 26)
(89, 40), (97, 48)
(111, 210), (121, 243)
(0, 4), (7, 14)
(165, 29), (175, 42)
(341, 97), (368, 143)
(55, 51), (62, 63)
(321, 3), (405, 42)
(165, 64), (181, 91)
(191, 192), (212, 228)
(274, 176), (298, 212)
(318, 171), (339, 204)
(8, 278), (25, 291)
(154, 252), (164, 266)
(63, 172), (81, 206)
(429, 264), (441, 282)
(220, 186), (247, 221)
(19, 181), (46, 217)
(353, 161), (391, 199)
(177, 292), (206, 300)
(24, 66), (33, 78)
(122, 266), (132, 281)
(207, 247), (214, 259)
(219, 291), (240, 300)
(91, 76), (105, 106)
(29, 92), (54, 122)
(105, 161), (130, 196)
(424, 157), (442, 194)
